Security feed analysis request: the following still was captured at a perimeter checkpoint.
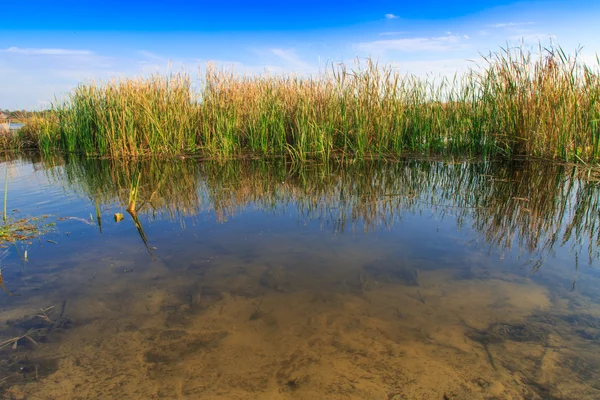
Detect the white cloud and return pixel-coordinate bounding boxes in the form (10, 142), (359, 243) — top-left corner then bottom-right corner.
(487, 22), (535, 29)
(507, 33), (557, 43)
(270, 48), (315, 72)
(356, 34), (469, 54)
(385, 14), (398, 19)
(1, 46), (93, 56)
(389, 57), (477, 78)
(379, 31), (406, 36)
(137, 50), (167, 61)
(578, 52), (600, 67)
(0, 47), (168, 109)
(201, 59), (287, 76)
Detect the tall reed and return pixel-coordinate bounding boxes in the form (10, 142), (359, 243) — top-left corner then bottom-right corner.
(46, 73), (198, 157)
(19, 45), (600, 163)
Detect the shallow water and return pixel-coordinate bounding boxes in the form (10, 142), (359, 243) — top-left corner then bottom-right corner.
(1, 154), (600, 399)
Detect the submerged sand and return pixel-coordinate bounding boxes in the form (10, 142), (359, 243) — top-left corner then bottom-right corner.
(2, 247), (600, 400)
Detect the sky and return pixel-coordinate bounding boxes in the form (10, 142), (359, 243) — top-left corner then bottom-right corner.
(1, 0), (599, 110)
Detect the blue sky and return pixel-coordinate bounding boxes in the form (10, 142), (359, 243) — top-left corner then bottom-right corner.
(1, 0), (599, 109)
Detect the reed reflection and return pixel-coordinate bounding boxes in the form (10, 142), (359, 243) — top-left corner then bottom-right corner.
(45, 156), (600, 268)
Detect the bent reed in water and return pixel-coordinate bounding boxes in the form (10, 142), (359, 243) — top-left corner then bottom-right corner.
(14, 45), (600, 162)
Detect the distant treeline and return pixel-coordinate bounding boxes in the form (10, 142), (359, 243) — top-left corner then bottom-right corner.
(0, 109), (52, 120)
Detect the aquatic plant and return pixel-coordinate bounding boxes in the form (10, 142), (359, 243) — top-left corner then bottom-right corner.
(0, 250), (19, 296)
(48, 73), (197, 157)
(0, 216), (55, 245)
(3, 165), (8, 223)
(15, 113), (60, 153)
(17, 45), (600, 162)
(126, 171), (141, 214)
(95, 200), (102, 234)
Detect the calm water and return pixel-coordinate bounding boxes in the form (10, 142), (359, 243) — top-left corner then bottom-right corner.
(1, 154), (600, 399)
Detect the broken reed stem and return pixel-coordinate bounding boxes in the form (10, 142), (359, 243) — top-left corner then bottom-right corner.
(126, 171), (141, 214)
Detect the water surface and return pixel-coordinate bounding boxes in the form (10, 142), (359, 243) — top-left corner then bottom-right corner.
(1, 155), (600, 399)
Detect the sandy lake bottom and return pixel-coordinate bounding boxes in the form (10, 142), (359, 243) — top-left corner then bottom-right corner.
(1, 157), (600, 399)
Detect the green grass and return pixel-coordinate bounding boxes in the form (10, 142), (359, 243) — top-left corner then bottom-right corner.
(16, 45), (600, 163)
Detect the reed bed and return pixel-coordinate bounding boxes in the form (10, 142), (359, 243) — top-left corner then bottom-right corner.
(20, 45), (600, 162)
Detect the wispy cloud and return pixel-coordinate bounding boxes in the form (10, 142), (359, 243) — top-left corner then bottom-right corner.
(0, 47), (149, 109)
(135, 50), (177, 72)
(389, 57), (477, 78)
(357, 34), (469, 54)
(487, 22), (535, 29)
(385, 14), (398, 19)
(379, 31), (406, 36)
(202, 59), (288, 76)
(137, 50), (167, 61)
(1, 47), (93, 56)
(507, 33), (556, 43)
(270, 48), (314, 72)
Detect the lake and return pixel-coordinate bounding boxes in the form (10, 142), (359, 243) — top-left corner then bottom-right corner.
(1, 154), (600, 399)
